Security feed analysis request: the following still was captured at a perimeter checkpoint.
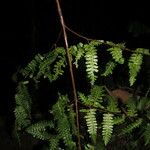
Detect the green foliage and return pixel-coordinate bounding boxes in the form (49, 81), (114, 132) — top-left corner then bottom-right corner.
(78, 85), (105, 108)
(21, 54), (44, 78)
(48, 135), (60, 150)
(102, 113), (114, 145)
(70, 42), (85, 68)
(113, 115), (125, 125)
(125, 99), (138, 117)
(14, 82), (32, 130)
(121, 118), (143, 135)
(21, 47), (66, 82)
(26, 121), (54, 140)
(14, 40), (150, 149)
(107, 43), (125, 64)
(128, 48), (143, 86)
(102, 61), (117, 76)
(52, 94), (76, 149)
(143, 123), (150, 145)
(106, 95), (120, 113)
(84, 109), (97, 143)
(84, 42), (99, 85)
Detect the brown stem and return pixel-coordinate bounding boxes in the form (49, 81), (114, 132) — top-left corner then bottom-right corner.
(55, 0), (81, 150)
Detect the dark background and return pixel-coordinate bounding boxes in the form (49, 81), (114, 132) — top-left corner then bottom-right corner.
(0, 0), (150, 149)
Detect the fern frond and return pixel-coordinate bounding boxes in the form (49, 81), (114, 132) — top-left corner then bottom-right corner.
(37, 50), (59, 78)
(128, 49), (143, 86)
(90, 85), (105, 103)
(70, 43), (85, 68)
(49, 55), (66, 81)
(67, 105), (77, 135)
(52, 94), (75, 149)
(107, 46), (124, 64)
(121, 118), (143, 135)
(38, 47), (66, 81)
(113, 115), (125, 125)
(78, 91), (104, 108)
(57, 115), (75, 149)
(21, 54), (44, 78)
(14, 106), (31, 130)
(143, 123), (150, 145)
(85, 109), (97, 143)
(84, 43), (99, 85)
(14, 82), (32, 129)
(52, 94), (68, 118)
(26, 121), (54, 140)
(106, 95), (120, 113)
(48, 135), (60, 150)
(136, 48), (150, 55)
(102, 113), (114, 145)
(15, 83), (32, 115)
(126, 99), (137, 117)
(102, 61), (117, 76)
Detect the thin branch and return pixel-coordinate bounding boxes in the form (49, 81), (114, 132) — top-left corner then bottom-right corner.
(65, 25), (95, 41)
(55, 0), (81, 150)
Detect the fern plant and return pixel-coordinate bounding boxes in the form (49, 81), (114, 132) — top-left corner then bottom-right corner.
(14, 38), (150, 149)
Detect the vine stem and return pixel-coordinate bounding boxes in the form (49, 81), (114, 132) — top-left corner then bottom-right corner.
(55, 0), (81, 150)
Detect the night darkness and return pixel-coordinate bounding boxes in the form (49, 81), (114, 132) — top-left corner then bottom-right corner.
(0, 0), (150, 149)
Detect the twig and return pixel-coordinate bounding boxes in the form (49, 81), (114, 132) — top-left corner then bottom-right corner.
(55, 0), (81, 150)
